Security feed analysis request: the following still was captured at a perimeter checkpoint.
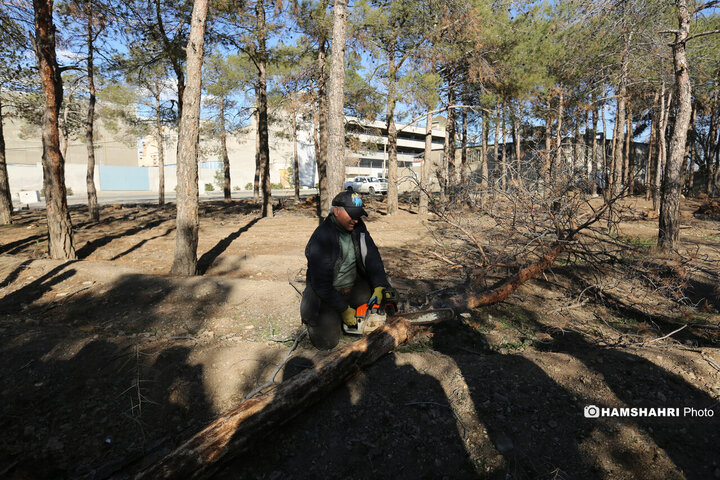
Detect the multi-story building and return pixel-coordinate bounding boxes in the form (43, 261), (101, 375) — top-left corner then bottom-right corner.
(344, 117), (446, 180)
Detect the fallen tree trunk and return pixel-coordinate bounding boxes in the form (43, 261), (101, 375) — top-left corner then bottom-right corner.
(458, 243), (566, 309)
(135, 317), (413, 479)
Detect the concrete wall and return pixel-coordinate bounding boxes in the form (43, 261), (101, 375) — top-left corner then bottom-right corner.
(3, 117), (138, 167)
(7, 163), (102, 200)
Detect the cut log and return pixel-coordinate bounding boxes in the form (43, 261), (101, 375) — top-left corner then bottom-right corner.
(135, 316), (413, 480)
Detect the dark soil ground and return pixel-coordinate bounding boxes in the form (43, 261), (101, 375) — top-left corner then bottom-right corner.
(1, 194), (719, 479)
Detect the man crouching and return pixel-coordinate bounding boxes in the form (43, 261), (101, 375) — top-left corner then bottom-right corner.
(301, 191), (391, 349)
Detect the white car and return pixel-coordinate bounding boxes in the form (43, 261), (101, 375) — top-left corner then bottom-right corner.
(343, 176), (388, 195)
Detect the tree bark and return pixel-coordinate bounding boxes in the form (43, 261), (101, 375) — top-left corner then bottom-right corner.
(256, 0), (273, 218)
(316, 39), (329, 215)
(418, 108), (432, 214)
(554, 87), (564, 173)
(461, 105), (468, 185)
(253, 107), (260, 203)
(645, 92), (658, 201)
(85, 0), (99, 222)
(655, 85), (671, 212)
(612, 92), (626, 198)
(444, 85), (457, 190)
(0, 92), (12, 224)
(659, 0), (693, 250)
(220, 98), (231, 202)
(624, 102), (633, 193)
(685, 104), (696, 195)
(590, 104), (598, 196)
(500, 100), (507, 191)
(155, 86), (166, 205)
(513, 110), (521, 181)
(385, 50), (399, 215)
(464, 244), (565, 309)
(542, 111), (552, 182)
(170, 0), (209, 275)
(601, 100), (608, 195)
(325, 0), (347, 206)
(293, 112), (300, 203)
(33, 0), (76, 259)
(481, 112), (489, 190)
(612, 30), (632, 198)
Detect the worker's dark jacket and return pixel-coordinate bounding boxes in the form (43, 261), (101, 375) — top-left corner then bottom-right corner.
(305, 215), (389, 313)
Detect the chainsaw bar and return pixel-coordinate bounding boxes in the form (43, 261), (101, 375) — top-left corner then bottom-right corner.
(394, 308), (455, 325)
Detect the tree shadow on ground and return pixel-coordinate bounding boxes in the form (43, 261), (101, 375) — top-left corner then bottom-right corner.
(431, 317), (597, 479)
(76, 217), (173, 259)
(110, 225), (176, 261)
(197, 218), (261, 275)
(544, 329), (720, 479)
(0, 262), (77, 311)
(215, 340), (480, 479)
(0, 269), (234, 479)
(431, 299), (720, 478)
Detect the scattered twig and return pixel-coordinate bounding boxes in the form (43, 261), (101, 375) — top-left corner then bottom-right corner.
(242, 329), (307, 403)
(704, 357), (720, 374)
(631, 324), (688, 346)
(287, 269), (304, 296)
(430, 251), (459, 266)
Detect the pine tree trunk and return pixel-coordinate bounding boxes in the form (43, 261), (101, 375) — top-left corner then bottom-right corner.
(514, 112), (521, 180)
(253, 108), (260, 203)
(686, 105), (697, 195)
(494, 107), (501, 190)
(316, 39), (329, 215)
(256, 0), (272, 218)
(220, 99), (231, 202)
(555, 88), (564, 173)
(645, 92), (658, 202)
(573, 122), (580, 178)
(445, 85), (457, 189)
(612, 93), (626, 197)
(500, 101), (507, 191)
(461, 106), (468, 185)
(418, 109), (432, 214)
(0, 93), (13, 224)
(655, 85), (670, 212)
(624, 103), (632, 194)
(659, 0), (693, 250)
(326, 0), (348, 205)
(385, 53), (399, 215)
(543, 111), (552, 182)
(85, 3), (99, 222)
(293, 112), (300, 203)
(33, 0), (76, 259)
(590, 104), (598, 196)
(481, 112), (489, 190)
(60, 99), (70, 160)
(170, 0), (209, 275)
(601, 101), (608, 198)
(155, 88), (165, 206)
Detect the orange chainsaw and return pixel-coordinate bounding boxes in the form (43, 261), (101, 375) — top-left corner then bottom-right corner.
(343, 289), (454, 335)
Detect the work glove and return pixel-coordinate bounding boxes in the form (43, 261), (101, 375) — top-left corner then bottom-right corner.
(341, 306), (357, 327)
(369, 286), (386, 306)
